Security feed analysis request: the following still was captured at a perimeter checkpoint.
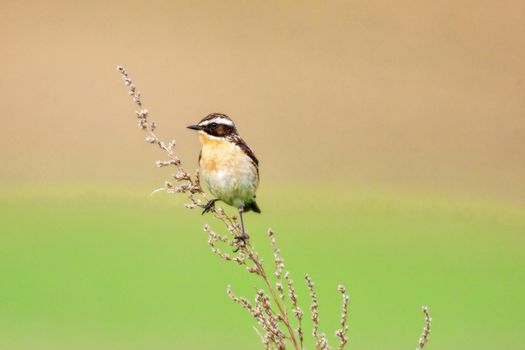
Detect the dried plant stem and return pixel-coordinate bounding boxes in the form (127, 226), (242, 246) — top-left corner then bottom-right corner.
(417, 306), (432, 350)
(305, 275), (332, 350)
(285, 272), (303, 348)
(250, 251), (300, 350)
(305, 275), (320, 338)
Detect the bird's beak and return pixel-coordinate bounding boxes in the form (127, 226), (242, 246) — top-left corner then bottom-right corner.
(187, 124), (202, 131)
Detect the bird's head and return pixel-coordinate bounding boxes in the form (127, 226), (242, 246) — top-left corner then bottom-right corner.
(187, 113), (238, 139)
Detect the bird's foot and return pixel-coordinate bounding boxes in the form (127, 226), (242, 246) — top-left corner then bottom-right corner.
(233, 232), (250, 252)
(201, 199), (219, 215)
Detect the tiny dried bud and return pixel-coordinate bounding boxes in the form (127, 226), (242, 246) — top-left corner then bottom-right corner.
(246, 265), (259, 274)
(136, 109), (148, 118)
(234, 256), (246, 265)
(174, 170), (189, 180)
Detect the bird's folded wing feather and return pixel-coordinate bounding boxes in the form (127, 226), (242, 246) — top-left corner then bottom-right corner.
(232, 136), (259, 167)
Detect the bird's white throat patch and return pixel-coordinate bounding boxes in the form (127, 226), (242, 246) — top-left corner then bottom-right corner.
(198, 130), (227, 141)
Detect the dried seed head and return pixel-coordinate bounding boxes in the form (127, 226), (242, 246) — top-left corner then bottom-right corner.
(335, 284), (350, 349)
(305, 274), (320, 338)
(417, 306), (432, 350)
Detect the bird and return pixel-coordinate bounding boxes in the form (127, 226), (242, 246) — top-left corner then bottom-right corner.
(187, 113), (260, 239)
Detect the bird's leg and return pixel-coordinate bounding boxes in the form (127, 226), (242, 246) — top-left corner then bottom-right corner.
(201, 199), (219, 215)
(233, 206), (250, 251)
(238, 206), (250, 239)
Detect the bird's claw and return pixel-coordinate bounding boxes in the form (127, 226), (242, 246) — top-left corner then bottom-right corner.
(233, 232), (250, 252)
(201, 199), (219, 215)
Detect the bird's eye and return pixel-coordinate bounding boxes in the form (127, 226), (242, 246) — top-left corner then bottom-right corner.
(210, 122), (218, 128)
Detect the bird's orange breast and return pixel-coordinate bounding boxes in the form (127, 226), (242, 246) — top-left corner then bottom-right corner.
(199, 132), (247, 172)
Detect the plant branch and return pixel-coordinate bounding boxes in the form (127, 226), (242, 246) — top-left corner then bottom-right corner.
(116, 65), (432, 350)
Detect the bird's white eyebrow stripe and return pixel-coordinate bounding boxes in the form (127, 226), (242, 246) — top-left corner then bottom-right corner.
(199, 117), (234, 127)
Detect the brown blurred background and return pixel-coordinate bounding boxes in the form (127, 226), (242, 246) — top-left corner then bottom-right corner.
(1, 0), (524, 202)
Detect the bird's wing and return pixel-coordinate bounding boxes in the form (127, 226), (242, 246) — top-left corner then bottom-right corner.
(233, 135), (259, 167)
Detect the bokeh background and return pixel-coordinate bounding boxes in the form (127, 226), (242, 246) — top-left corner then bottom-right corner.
(1, 1), (524, 349)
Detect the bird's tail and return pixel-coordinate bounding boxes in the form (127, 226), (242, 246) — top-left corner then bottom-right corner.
(245, 200), (261, 213)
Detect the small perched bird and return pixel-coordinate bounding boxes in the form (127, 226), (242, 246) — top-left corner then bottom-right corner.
(187, 113), (260, 237)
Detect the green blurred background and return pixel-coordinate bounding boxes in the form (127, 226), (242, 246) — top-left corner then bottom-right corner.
(1, 1), (524, 349)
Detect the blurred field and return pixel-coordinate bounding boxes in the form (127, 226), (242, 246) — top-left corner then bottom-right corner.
(1, 184), (523, 349)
